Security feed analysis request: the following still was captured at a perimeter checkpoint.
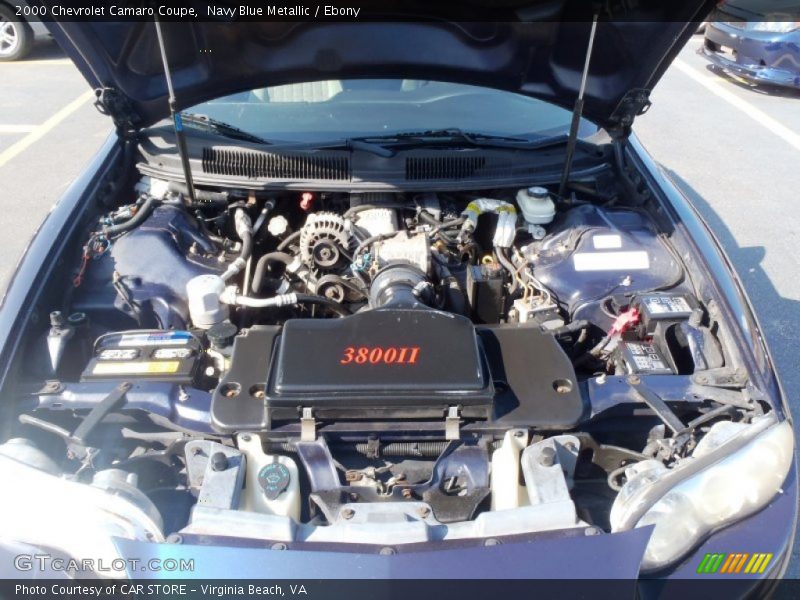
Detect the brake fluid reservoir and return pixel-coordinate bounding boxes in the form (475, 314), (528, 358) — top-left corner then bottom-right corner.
(516, 186), (555, 225)
(237, 433), (301, 520)
(490, 429), (530, 510)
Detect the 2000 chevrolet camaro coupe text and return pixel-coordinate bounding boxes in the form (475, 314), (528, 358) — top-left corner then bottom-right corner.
(0, 0), (795, 591)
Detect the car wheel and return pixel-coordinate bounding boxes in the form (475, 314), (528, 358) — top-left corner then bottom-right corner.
(0, 5), (34, 62)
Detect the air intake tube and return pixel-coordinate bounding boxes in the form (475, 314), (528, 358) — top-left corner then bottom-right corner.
(369, 263), (434, 309)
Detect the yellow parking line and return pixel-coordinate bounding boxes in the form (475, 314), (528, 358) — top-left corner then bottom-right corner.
(674, 59), (800, 153)
(0, 90), (94, 168)
(0, 125), (37, 133)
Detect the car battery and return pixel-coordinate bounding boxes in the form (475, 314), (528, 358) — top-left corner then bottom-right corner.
(614, 339), (674, 375)
(82, 330), (202, 383)
(466, 263), (506, 324)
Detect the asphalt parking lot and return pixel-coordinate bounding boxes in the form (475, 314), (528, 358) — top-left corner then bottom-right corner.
(1, 32), (799, 574)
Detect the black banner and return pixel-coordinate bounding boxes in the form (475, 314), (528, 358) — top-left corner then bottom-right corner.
(13, 0), (726, 23)
(4, 579), (800, 600)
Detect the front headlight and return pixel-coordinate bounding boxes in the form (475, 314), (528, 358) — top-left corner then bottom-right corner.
(749, 21), (800, 33)
(610, 415), (794, 572)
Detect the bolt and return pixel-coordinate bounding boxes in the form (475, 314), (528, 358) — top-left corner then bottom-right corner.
(192, 447), (203, 456)
(484, 538), (501, 547)
(539, 446), (556, 467)
(513, 430), (526, 438)
(379, 547), (396, 556)
(401, 488), (413, 499)
(341, 508), (355, 520)
(241, 434), (251, 442)
(166, 534), (183, 544)
(349, 492), (360, 502)
(417, 506), (431, 518)
(627, 374), (641, 386)
(585, 526), (602, 536)
(271, 542), (288, 551)
(210, 452), (229, 472)
(564, 442), (577, 452)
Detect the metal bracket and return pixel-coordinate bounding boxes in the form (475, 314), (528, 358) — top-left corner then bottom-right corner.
(36, 380), (64, 396)
(445, 406), (461, 441)
(692, 367), (748, 389)
(608, 88), (652, 136)
(300, 407), (316, 442)
(94, 87), (140, 135)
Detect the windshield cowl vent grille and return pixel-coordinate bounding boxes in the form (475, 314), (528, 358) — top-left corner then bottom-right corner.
(405, 154), (536, 181)
(202, 148), (350, 180)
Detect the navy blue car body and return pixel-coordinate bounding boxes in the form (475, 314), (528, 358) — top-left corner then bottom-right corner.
(0, 1), (795, 593)
(701, 2), (800, 89)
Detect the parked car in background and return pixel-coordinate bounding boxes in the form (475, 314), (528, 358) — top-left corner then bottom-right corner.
(0, 1), (50, 61)
(701, 1), (800, 90)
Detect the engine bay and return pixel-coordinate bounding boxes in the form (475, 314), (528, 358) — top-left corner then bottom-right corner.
(2, 162), (771, 555)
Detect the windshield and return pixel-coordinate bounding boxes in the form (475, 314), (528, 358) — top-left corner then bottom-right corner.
(184, 79), (592, 143)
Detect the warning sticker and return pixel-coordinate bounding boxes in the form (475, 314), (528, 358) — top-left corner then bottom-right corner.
(641, 296), (692, 315)
(116, 331), (193, 347)
(92, 361), (181, 375)
(621, 342), (672, 375)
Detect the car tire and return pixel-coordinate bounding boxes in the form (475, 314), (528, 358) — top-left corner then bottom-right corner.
(0, 5), (34, 62)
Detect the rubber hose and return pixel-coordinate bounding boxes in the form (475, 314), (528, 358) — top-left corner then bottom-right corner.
(277, 230), (301, 251)
(251, 251), (294, 293)
(102, 196), (159, 236)
(495, 248), (520, 295)
(293, 294), (350, 317)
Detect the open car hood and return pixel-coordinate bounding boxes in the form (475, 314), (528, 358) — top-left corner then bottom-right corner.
(42, 0), (714, 132)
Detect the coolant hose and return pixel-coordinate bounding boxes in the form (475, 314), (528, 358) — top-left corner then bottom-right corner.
(102, 196), (160, 236)
(277, 230), (301, 252)
(495, 248), (520, 295)
(251, 251), (295, 293)
(220, 209), (253, 281)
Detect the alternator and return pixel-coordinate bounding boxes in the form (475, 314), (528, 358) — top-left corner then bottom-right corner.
(299, 212), (352, 271)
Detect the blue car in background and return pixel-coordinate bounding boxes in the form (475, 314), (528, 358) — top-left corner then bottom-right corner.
(701, 1), (800, 90)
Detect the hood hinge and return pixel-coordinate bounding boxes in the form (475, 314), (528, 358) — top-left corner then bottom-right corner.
(607, 88), (652, 138)
(94, 87), (140, 137)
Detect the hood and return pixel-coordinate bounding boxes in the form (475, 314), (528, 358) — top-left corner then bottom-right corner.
(43, 0), (714, 133)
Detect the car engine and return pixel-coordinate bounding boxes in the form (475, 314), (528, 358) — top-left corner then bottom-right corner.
(4, 174), (771, 557)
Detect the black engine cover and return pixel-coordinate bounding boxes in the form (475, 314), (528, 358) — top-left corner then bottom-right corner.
(271, 308), (490, 405)
(210, 310), (583, 433)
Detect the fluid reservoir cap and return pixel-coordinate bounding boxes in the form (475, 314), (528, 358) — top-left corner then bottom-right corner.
(527, 186), (549, 199)
(267, 215), (290, 238)
(207, 320), (238, 349)
(258, 462), (291, 500)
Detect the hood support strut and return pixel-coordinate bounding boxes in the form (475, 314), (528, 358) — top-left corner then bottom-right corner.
(153, 18), (197, 205)
(557, 15), (599, 199)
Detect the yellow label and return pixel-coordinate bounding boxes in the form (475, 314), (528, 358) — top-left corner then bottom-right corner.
(92, 361), (180, 375)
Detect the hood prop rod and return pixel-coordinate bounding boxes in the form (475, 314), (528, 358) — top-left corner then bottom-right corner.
(153, 17), (197, 205)
(558, 15), (599, 200)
